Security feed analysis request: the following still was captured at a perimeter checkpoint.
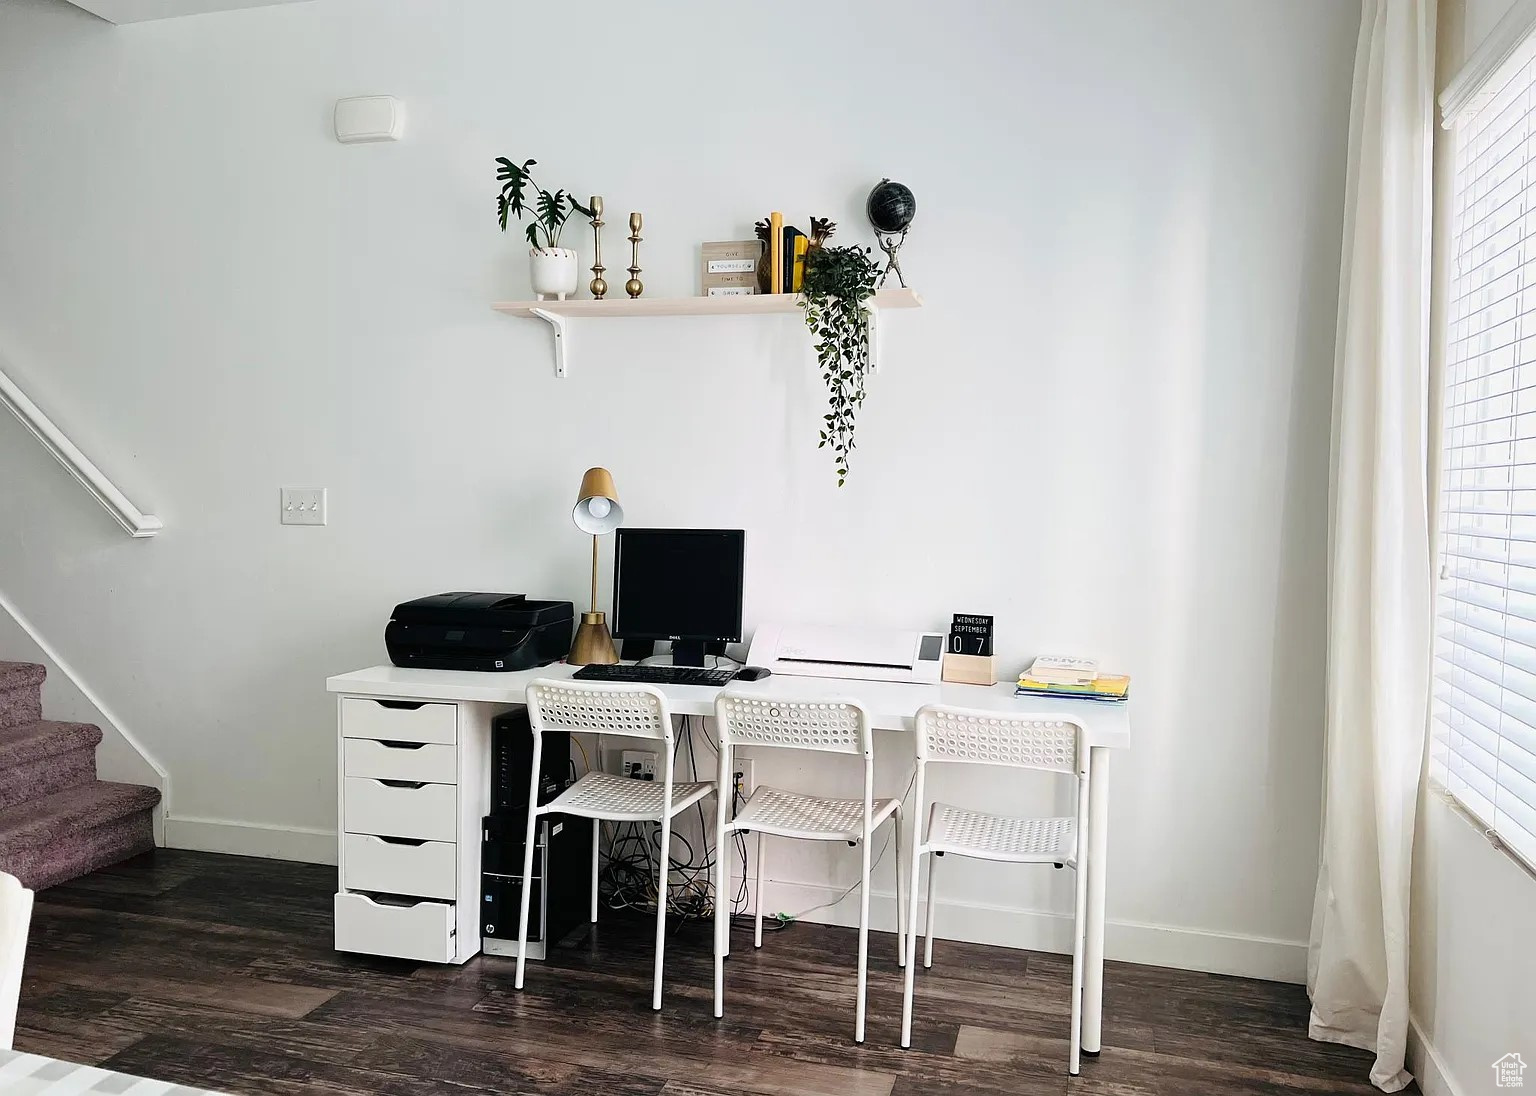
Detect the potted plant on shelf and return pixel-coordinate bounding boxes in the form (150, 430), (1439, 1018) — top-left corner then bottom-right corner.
(799, 244), (882, 486)
(495, 157), (592, 300)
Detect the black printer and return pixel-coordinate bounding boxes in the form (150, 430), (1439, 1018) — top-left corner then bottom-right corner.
(385, 593), (574, 672)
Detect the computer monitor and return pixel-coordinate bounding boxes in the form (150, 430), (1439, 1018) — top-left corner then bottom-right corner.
(612, 528), (745, 666)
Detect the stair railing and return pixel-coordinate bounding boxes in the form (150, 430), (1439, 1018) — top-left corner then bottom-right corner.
(0, 366), (162, 538)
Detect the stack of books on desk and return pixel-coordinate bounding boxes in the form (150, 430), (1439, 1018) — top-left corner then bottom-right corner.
(1016, 656), (1130, 703)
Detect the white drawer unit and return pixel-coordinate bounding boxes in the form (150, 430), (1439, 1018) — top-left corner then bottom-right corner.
(333, 693), (498, 965)
(340, 697), (456, 745)
(342, 777), (457, 843)
(342, 834), (456, 900)
(343, 738), (457, 785)
(334, 892), (456, 964)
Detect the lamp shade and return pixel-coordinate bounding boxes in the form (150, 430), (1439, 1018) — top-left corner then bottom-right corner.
(573, 467), (623, 534)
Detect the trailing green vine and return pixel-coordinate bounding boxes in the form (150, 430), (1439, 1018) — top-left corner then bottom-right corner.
(800, 245), (881, 487)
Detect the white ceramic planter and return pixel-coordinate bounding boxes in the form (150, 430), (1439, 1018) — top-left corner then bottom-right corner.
(530, 247), (580, 300)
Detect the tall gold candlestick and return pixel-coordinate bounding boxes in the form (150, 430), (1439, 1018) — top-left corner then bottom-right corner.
(588, 196), (607, 299)
(625, 212), (644, 298)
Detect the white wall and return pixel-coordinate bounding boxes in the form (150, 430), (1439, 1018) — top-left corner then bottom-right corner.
(0, 0), (1358, 978)
(0, 592), (164, 801)
(1411, 795), (1536, 1096)
(1411, 2), (1536, 1089)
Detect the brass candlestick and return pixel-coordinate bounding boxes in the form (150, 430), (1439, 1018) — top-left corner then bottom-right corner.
(588, 196), (607, 299)
(625, 212), (644, 298)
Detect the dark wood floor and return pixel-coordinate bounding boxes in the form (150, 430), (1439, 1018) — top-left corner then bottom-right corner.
(13, 850), (1393, 1096)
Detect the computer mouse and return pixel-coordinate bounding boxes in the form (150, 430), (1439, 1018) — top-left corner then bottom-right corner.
(735, 666), (772, 681)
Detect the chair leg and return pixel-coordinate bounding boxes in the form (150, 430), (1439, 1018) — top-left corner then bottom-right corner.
(1069, 857), (1088, 1076)
(894, 806), (906, 969)
(855, 830), (873, 1044)
(514, 736), (544, 992)
(924, 851), (938, 969)
(754, 834), (766, 949)
(715, 822), (730, 1019)
(1070, 774), (1091, 1075)
(591, 819), (601, 924)
(900, 849), (924, 1048)
(652, 813), (672, 1012)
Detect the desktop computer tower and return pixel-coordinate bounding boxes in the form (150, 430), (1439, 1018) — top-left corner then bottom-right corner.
(480, 813), (591, 959)
(491, 707), (568, 813)
(481, 708), (591, 959)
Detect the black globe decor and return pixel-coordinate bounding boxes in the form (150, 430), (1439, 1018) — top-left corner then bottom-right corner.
(866, 179), (916, 234)
(866, 179), (915, 288)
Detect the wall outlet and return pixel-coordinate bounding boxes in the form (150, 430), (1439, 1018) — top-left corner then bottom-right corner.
(621, 750), (657, 781)
(280, 487), (327, 526)
(732, 757), (754, 805)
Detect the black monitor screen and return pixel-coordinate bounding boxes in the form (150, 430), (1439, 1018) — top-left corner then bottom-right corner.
(612, 529), (745, 641)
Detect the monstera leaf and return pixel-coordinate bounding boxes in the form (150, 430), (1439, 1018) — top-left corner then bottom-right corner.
(493, 158), (592, 249)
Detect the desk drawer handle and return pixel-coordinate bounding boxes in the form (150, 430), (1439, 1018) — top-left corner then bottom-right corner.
(377, 780), (429, 790)
(377, 740), (427, 751)
(374, 700), (427, 711)
(371, 835), (428, 847)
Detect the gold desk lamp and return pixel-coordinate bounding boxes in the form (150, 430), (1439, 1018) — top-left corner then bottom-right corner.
(569, 467), (622, 665)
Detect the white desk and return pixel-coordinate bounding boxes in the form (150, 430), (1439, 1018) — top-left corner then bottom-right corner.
(326, 662), (1130, 1053)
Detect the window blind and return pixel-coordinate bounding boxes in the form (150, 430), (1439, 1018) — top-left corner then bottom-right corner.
(1436, 29), (1536, 871)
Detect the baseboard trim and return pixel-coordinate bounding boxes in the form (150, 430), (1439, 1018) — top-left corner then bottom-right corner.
(756, 878), (1308, 983)
(165, 816), (337, 865)
(1408, 1013), (1466, 1096)
(159, 821), (1307, 981)
(758, 878), (1308, 982)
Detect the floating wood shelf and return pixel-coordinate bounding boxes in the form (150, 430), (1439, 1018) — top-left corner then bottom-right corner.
(492, 288), (923, 377)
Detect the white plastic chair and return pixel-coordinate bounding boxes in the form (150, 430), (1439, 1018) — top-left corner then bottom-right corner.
(899, 705), (1090, 1074)
(0, 871), (34, 1050)
(712, 694), (905, 1044)
(517, 679), (714, 1011)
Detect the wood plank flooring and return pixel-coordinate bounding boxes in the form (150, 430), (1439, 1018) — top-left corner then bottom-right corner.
(14, 850), (1396, 1095)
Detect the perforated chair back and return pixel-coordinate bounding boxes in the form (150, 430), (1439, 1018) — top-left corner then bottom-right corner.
(914, 705), (1085, 776)
(527, 679), (673, 745)
(714, 694), (872, 758)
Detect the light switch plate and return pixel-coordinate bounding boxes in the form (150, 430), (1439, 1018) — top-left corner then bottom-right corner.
(280, 487), (327, 526)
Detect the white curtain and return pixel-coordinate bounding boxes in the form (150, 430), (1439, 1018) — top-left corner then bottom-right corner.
(1307, 1), (1436, 1091)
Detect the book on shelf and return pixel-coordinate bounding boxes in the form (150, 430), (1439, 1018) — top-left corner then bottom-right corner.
(768, 212), (784, 295)
(1015, 673), (1130, 703)
(782, 227), (808, 293)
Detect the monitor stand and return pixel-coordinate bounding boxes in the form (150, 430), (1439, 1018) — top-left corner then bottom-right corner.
(671, 639), (707, 667)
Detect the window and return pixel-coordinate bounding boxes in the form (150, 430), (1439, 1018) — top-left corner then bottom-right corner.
(1436, 31), (1536, 870)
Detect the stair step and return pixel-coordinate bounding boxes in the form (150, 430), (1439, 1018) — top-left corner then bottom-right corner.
(0, 719), (102, 769)
(0, 780), (160, 853)
(0, 722), (104, 811)
(0, 661), (45, 731)
(0, 725), (100, 812)
(0, 662), (45, 692)
(0, 746), (96, 813)
(2, 808), (155, 892)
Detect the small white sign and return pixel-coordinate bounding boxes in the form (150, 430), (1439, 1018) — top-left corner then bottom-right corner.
(707, 287), (755, 297)
(707, 258), (756, 274)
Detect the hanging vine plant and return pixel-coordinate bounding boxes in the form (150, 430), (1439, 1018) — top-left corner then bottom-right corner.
(799, 244), (882, 486)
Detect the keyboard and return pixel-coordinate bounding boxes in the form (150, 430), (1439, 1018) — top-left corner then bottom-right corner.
(570, 663), (739, 687)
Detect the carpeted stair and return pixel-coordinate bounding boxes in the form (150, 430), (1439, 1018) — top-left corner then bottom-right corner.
(0, 660), (159, 890)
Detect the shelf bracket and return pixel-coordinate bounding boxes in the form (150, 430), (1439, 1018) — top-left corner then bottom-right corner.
(866, 306), (882, 374)
(528, 307), (568, 378)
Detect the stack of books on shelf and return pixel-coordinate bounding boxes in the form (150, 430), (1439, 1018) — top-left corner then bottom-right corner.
(1016, 656), (1130, 703)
